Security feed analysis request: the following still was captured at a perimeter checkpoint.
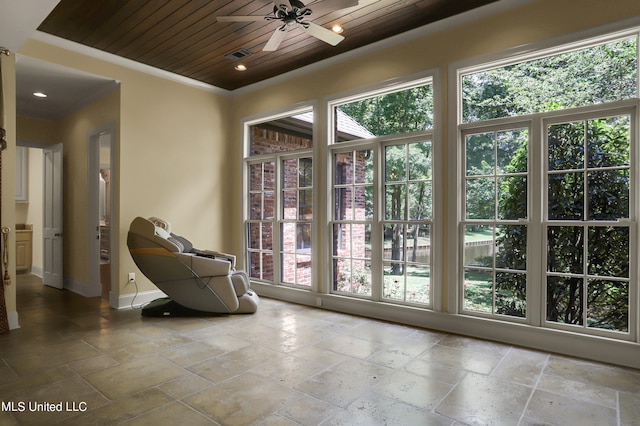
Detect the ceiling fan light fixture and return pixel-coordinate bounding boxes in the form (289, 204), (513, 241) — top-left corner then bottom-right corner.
(332, 24), (344, 34)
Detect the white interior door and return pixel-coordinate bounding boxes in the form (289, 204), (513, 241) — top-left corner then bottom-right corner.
(43, 143), (63, 289)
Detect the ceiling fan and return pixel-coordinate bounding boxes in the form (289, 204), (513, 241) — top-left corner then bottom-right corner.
(216, 0), (359, 51)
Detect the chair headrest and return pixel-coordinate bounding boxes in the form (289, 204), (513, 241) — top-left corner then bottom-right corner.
(128, 217), (181, 253)
(148, 217), (171, 233)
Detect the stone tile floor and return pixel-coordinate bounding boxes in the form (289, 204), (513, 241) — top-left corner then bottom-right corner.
(1, 274), (639, 425)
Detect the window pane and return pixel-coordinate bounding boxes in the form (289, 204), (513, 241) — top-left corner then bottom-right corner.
(548, 172), (583, 220)
(354, 186), (370, 220)
(547, 276), (583, 325)
(466, 177), (495, 220)
(334, 258), (371, 295)
(282, 223), (295, 252)
(587, 279), (628, 332)
(497, 129), (528, 174)
(250, 164), (263, 190)
(464, 225), (493, 267)
(385, 144), (406, 182)
(263, 162), (275, 190)
(383, 262), (404, 300)
(466, 132), (494, 176)
(335, 152), (354, 184)
(383, 224), (404, 262)
(334, 187), (352, 220)
(409, 182), (432, 220)
(462, 37), (638, 122)
(587, 116), (630, 168)
(249, 114), (313, 155)
(354, 149), (373, 184)
(297, 255), (312, 287)
(409, 224), (430, 264)
(548, 122), (584, 171)
(264, 191), (275, 219)
(262, 223), (272, 250)
(547, 226), (584, 274)
(495, 225), (526, 270)
(385, 184), (406, 220)
(299, 158), (313, 187)
(283, 189), (297, 219)
(299, 189), (313, 220)
(498, 176), (526, 220)
(249, 251), (261, 279)
(336, 83), (433, 140)
(282, 253), (296, 284)
(495, 272), (526, 317)
(333, 223), (351, 257)
(297, 223), (311, 250)
(588, 227), (629, 278)
(249, 193), (262, 220)
(406, 264), (430, 304)
(248, 223), (261, 249)
(249, 251), (274, 282)
(283, 159), (298, 188)
(587, 169), (629, 220)
(464, 269), (493, 313)
(353, 223), (370, 258)
(409, 141), (432, 180)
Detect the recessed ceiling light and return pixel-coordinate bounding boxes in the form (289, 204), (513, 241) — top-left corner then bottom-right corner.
(33, 92), (47, 98)
(332, 25), (343, 34)
(235, 64), (247, 71)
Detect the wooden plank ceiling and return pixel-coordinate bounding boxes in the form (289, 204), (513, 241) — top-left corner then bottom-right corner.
(38, 0), (497, 90)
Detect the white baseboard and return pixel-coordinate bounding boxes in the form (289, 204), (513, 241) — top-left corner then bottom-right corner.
(8, 311), (20, 330)
(29, 266), (43, 278)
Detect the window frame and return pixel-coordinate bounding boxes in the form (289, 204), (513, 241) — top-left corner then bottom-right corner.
(325, 71), (441, 310)
(450, 27), (640, 341)
(460, 119), (532, 322)
(242, 104), (318, 290)
(541, 105), (638, 339)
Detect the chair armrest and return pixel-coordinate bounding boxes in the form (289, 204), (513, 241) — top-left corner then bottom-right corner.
(175, 253), (231, 276)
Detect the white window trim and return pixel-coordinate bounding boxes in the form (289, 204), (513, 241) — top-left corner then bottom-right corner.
(325, 70), (443, 311)
(241, 102), (319, 292)
(448, 19), (640, 342)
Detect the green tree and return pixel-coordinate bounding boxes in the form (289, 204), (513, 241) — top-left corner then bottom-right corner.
(463, 37), (637, 122)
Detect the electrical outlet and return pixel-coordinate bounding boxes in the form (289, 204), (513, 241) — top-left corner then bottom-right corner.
(128, 272), (135, 282)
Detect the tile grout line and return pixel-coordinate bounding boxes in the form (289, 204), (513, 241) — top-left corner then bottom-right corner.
(516, 352), (552, 426)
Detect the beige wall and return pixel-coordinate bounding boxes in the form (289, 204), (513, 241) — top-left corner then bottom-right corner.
(15, 39), (231, 304)
(57, 89), (119, 287)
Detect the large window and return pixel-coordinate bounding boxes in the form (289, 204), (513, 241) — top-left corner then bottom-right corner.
(330, 78), (435, 307)
(245, 109), (314, 288)
(457, 32), (638, 339)
(463, 126), (529, 317)
(545, 114), (632, 333)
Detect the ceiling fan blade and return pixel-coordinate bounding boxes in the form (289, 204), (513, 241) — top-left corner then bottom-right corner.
(303, 22), (345, 46)
(216, 16), (266, 22)
(263, 28), (289, 51)
(310, 0), (359, 11)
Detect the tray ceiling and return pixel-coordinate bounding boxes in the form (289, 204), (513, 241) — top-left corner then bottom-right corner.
(38, 0), (497, 90)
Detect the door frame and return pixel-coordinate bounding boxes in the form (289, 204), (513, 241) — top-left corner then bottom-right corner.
(87, 122), (115, 299)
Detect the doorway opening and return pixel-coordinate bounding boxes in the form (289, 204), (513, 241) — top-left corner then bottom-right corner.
(88, 123), (114, 301)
